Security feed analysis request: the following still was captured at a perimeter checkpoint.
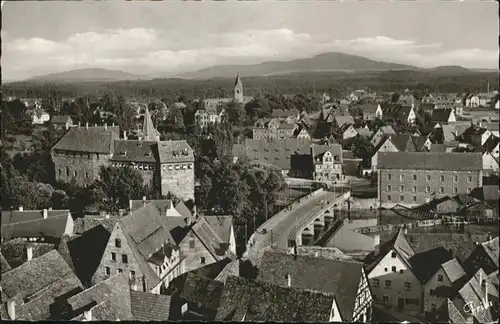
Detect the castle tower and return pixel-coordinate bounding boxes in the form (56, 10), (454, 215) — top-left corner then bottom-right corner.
(142, 107), (161, 141)
(234, 72), (243, 103)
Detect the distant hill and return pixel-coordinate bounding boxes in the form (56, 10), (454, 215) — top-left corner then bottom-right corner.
(428, 65), (474, 75)
(28, 68), (144, 82)
(176, 52), (420, 79)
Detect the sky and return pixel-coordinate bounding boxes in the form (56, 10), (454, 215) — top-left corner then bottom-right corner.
(2, 1), (498, 81)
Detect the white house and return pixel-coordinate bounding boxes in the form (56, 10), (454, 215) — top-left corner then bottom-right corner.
(370, 125), (396, 147)
(341, 124), (359, 140)
(365, 228), (423, 315)
(481, 151), (499, 172)
(371, 137), (399, 171)
(31, 110), (50, 125)
(423, 258), (467, 317)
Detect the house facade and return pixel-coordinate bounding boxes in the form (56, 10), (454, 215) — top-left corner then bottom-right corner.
(311, 144), (344, 182)
(31, 110), (50, 125)
(371, 137), (399, 171)
(370, 126), (396, 147)
(50, 115), (74, 130)
(377, 152), (483, 208)
(252, 118), (297, 140)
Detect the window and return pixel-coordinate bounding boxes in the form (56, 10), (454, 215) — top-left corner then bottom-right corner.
(441, 175), (445, 182)
(387, 174), (391, 180)
(189, 239), (195, 249)
(66, 167), (70, 176)
(85, 171), (89, 179)
(391, 252), (397, 258)
(130, 270), (136, 280)
(427, 174), (431, 181)
(399, 269), (404, 274)
(430, 289), (435, 296)
(453, 187), (458, 194)
(200, 257), (206, 264)
(387, 185), (392, 191)
(105, 267), (110, 276)
(431, 304), (437, 312)
(454, 175), (458, 182)
(399, 185), (404, 192)
(404, 282), (412, 291)
(387, 195), (391, 201)
(122, 254), (128, 264)
(384, 268), (388, 272)
(400, 195), (404, 202)
(413, 196), (417, 202)
(111, 252), (116, 261)
(96, 153), (100, 160)
(438, 274), (443, 282)
(468, 176), (472, 183)
(413, 174), (417, 180)
(383, 296), (389, 302)
(58, 168), (62, 176)
(373, 279), (380, 287)
(467, 187), (472, 194)
(392, 266), (397, 272)
(117, 268), (122, 274)
(412, 186), (417, 193)
(440, 187), (444, 193)
(115, 239), (121, 248)
(426, 186), (430, 193)
(400, 175), (404, 181)
(385, 280), (392, 289)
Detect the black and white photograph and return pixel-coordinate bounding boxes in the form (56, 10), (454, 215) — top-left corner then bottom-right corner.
(0, 0), (498, 322)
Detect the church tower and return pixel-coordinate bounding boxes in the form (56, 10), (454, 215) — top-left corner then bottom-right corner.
(141, 107), (161, 141)
(234, 72), (243, 103)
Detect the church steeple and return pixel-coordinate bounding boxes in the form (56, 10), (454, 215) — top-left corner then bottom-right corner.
(142, 107), (160, 141)
(234, 72), (243, 103)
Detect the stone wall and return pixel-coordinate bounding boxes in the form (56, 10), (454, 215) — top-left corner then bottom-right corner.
(160, 162), (195, 201)
(52, 150), (111, 185)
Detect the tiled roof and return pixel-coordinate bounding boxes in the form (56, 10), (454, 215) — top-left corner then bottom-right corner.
(203, 215), (233, 245)
(191, 217), (225, 259)
(233, 139), (312, 171)
(311, 143), (343, 163)
(67, 273), (133, 320)
(481, 236), (499, 268)
(378, 152), (483, 171)
(216, 275), (335, 322)
(73, 216), (118, 234)
(110, 140), (158, 163)
(432, 109), (454, 122)
(215, 259), (241, 283)
(157, 140), (194, 164)
(441, 258), (467, 284)
(52, 126), (119, 153)
(483, 135), (500, 153)
(50, 115), (72, 124)
(409, 247), (453, 283)
(296, 246), (352, 261)
(1, 250), (81, 301)
(130, 290), (171, 321)
(411, 136), (429, 151)
(388, 134), (415, 152)
(356, 128), (373, 138)
(141, 108), (161, 141)
(483, 122), (499, 132)
(444, 298), (467, 324)
(130, 199), (172, 214)
(160, 216), (190, 244)
(378, 125), (396, 135)
(180, 273), (225, 310)
(334, 115), (354, 128)
(257, 250), (364, 321)
(1, 251), (11, 273)
(203, 98), (232, 115)
(1, 209), (72, 241)
(430, 143), (446, 152)
(420, 103), (436, 111)
(359, 103), (378, 113)
(174, 201), (192, 218)
(271, 109), (296, 118)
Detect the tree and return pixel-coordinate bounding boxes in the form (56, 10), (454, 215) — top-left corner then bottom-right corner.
(95, 166), (148, 211)
(351, 135), (375, 159)
(224, 101), (246, 127)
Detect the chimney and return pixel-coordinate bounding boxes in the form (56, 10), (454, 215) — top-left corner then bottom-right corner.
(78, 121), (81, 127)
(18, 206), (23, 211)
(26, 246), (33, 261)
(185, 217), (192, 226)
(487, 232), (492, 241)
(7, 299), (16, 320)
(105, 213), (110, 220)
(123, 131), (127, 140)
(129, 199), (133, 211)
(484, 279), (489, 307)
(374, 244), (380, 256)
(84, 309), (92, 321)
(373, 234), (380, 248)
(104, 124), (107, 130)
(287, 274), (292, 287)
(43, 209), (48, 219)
(112, 122), (115, 127)
(85, 122), (89, 129)
(142, 196), (147, 206)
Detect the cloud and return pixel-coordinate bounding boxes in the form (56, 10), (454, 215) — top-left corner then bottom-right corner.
(1, 29), (497, 80)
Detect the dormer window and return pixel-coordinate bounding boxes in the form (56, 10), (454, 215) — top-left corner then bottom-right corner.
(120, 150), (127, 156)
(144, 151), (152, 157)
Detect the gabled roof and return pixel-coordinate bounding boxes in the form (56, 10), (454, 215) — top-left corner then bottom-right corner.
(483, 135), (500, 153)
(388, 134), (415, 152)
(257, 250), (364, 321)
(180, 273), (225, 311)
(441, 258), (467, 284)
(67, 273), (133, 320)
(335, 115), (355, 128)
(480, 236), (499, 268)
(157, 140), (194, 164)
(431, 109), (454, 122)
(190, 217), (226, 259)
(271, 109), (297, 119)
(52, 126), (120, 153)
(365, 228), (415, 274)
(130, 290), (171, 321)
(409, 247), (453, 283)
(141, 108), (161, 141)
(411, 135), (429, 151)
(1, 250), (82, 302)
(378, 152), (483, 171)
(1, 251), (11, 273)
(175, 201), (192, 218)
(50, 115), (72, 124)
(1, 209), (72, 241)
(202, 215), (233, 245)
(312, 143), (343, 163)
(216, 275), (335, 322)
(110, 140), (158, 163)
(215, 259), (241, 283)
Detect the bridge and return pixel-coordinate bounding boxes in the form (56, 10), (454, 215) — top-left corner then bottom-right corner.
(243, 186), (351, 265)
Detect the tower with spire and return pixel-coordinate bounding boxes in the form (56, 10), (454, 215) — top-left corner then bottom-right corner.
(234, 72), (244, 103)
(141, 107), (160, 141)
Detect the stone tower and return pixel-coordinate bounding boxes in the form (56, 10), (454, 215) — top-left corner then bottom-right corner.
(234, 72), (243, 103)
